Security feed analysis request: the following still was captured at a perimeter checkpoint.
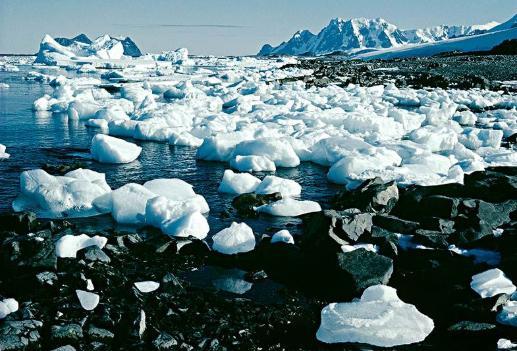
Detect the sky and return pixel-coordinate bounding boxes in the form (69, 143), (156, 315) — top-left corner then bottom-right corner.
(0, 0), (515, 55)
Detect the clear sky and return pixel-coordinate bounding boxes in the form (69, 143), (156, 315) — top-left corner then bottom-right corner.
(0, 0), (515, 55)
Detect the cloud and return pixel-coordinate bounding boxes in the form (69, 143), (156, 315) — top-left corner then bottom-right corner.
(115, 23), (248, 29)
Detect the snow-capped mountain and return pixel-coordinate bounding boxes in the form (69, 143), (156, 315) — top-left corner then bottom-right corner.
(258, 17), (502, 56)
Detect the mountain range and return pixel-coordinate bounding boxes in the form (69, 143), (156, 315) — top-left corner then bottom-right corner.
(258, 15), (516, 57)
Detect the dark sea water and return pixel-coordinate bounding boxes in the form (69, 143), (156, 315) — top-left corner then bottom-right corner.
(0, 67), (342, 238)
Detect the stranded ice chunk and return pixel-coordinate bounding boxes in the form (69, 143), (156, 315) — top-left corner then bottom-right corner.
(76, 290), (99, 311)
(110, 183), (157, 224)
(230, 155), (276, 172)
(134, 281), (160, 293)
(316, 285), (434, 347)
(256, 198), (321, 217)
(271, 229), (294, 244)
(90, 134), (142, 164)
(218, 170), (261, 194)
(470, 268), (516, 298)
(0, 144), (10, 159)
(55, 234), (107, 258)
(212, 222), (256, 255)
(497, 302), (517, 327)
(161, 211), (209, 239)
(0, 298), (19, 319)
(255, 176), (302, 197)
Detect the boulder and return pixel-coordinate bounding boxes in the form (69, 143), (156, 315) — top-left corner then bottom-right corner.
(373, 215), (419, 234)
(332, 178), (399, 214)
(336, 249), (393, 292)
(1, 229), (57, 270)
(232, 192), (281, 217)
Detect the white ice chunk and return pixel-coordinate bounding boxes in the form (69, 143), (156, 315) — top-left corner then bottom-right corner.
(75, 290), (99, 311)
(316, 285), (434, 347)
(0, 298), (19, 319)
(271, 230), (294, 244)
(497, 338), (517, 349)
(134, 281), (160, 293)
(0, 144), (10, 159)
(497, 301), (517, 327)
(232, 138), (300, 167)
(55, 234), (107, 258)
(256, 198), (321, 217)
(143, 178), (197, 202)
(161, 211), (209, 239)
(90, 134), (142, 164)
(470, 268), (516, 298)
(212, 222), (255, 255)
(111, 183), (157, 224)
(230, 155), (276, 172)
(218, 170), (261, 194)
(255, 175), (301, 197)
(341, 243), (379, 253)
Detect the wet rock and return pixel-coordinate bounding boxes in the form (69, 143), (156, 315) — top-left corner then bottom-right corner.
(36, 271), (58, 286)
(373, 215), (419, 234)
(447, 320), (496, 333)
(152, 332), (178, 350)
(245, 270), (268, 282)
(419, 217), (455, 234)
(1, 229), (57, 270)
(413, 229), (450, 249)
(232, 192), (282, 217)
(419, 195), (459, 219)
(336, 249), (393, 292)
(332, 178), (399, 214)
(0, 212), (37, 234)
(51, 346), (77, 351)
(50, 324), (84, 343)
(0, 320), (43, 350)
(87, 325), (114, 342)
(81, 246), (111, 263)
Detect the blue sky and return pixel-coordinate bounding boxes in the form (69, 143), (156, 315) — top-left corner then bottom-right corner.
(0, 0), (515, 55)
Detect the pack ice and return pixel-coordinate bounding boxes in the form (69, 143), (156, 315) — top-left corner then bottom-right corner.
(316, 285), (434, 347)
(31, 53), (516, 189)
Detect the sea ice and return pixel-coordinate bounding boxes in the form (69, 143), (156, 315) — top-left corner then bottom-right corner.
(134, 281), (160, 293)
(55, 234), (108, 258)
(497, 301), (517, 327)
(75, 290), (99, 311)
(90, 134), (142, 164)
(0, 144), (10, 159)
(232, 138), (300, 167)
(109, 183), (157, 224)
(0, 298), (18, 319)
(218, 170), (261, 194)
(256, 198), (321, 217)
(316, 285), (434, 347)
(230, 155), (276, 172)
(161, 211), (209, 239)
(212, 222), (256, 255)
(470, 268), (516, 298)
(497, 339), (517, 349)
(254, 175), (302, 197)
(270, 229), (294, 244)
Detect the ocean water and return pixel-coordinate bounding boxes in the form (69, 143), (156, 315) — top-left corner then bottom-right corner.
(0, 67), (342, 237)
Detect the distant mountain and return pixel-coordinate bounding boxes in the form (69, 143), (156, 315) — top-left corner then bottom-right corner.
(258, 17), (503, 56)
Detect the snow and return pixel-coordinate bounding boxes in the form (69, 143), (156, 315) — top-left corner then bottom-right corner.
(317, 285), (434, 347)
(75, 290), (99, 311)
(230, 155), (276, 172)
(55, 234), (107, 258)
(218, 170), (261, 194)
(0, 298), (19, 319)
(90, 134), (142, 163)
(134, 281), (160, 293)
(0, 144), (10, 159)
(254, 176), (302, 197)
(470, 268), (516, 298)
(12, 169), (111, 218)
(212, 222), (256, 255)
(271, 229), (294, 244)
(256, 198), (321, 217)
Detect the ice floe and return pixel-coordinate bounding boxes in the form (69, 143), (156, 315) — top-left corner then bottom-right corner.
(218, 170), (261, 194)
(0, 144), (10, 159)
(212, 222), (256, 255)
(90, 134), (142, 163)
(256, 198), (321, 217)
(0, 298), (19, 319)
(470, 268), (516, 298)
(270, 229), (294, 244)
(230, 155), (276, 172)
(254, 176), (302, 197)
(497, 301), (517, 327)
(316, 284), (434, 347)
(134, 281), (160, 293)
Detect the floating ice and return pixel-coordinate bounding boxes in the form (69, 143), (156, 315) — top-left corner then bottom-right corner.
(271, 229), (294, 244)
(0, 298), (19, 319)
(230, 155), (276, 172)
(156, 48), (189, 63)
(316, 285), (434, 347)
(90, 134), (142, 164)
(0, 144), (10, 159)
(134, 281), (160, 293)
(12, 169), (111, 218)
(212, 222), (256, 255)
(254, 176), (302, 197)
(218, 170), (261, 194)
(75, 290), (99, 311)
(55, 234), (108, 258)
(497, 301), (517, 327)
(497, 339), (517, 349)
(161, 211), (209, 239)
(470, 268), (516, 298)
(256, 198), (321, 217)
(232, 138), (300, 168)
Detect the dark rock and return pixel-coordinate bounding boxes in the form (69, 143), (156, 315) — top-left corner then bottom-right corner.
(0, 320), (43, 351)
(447, 320), (496, 333)
(1, 229), (57, 270)
(419, 217), (455, 234)
(82, 246), (111, 263)
(413, 229), (450, 249)
(50, 324), (84, 343)
(35, 271), (58, 286)
(419, 195), (459, 219)
(87, 325), (114, 342)
(244, 270), (268, 282)
(177, 239), (211, 256)
(332, 178), (399, 214)
(152, 332), (178, 350)
(0, 212), (37, 234)
(232, 192), (282, 217)
(373, 214), (419, 234)
(336, 249), (393, 292)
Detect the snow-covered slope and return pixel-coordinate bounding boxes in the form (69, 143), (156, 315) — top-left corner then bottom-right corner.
(259, 16), (505, 56)
(35, 34), (142, 65)
(356, 26), (517, 60)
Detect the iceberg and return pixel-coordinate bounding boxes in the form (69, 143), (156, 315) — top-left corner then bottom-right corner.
(156, 48), (189, 63)
(271, 229), (294, 244)
(0, 144), (10, 159)
(218, 170), (261, 194)
(316, 285), (434, 347)
(90, 134), (142, 164)
(230, 155), (276, 172)
(212, 222), (256, 255)
(256, 198), (321, 217)
(254, 176), (302, 198)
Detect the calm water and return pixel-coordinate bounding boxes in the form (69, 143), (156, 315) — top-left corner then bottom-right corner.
(0, 67), (342, 237)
